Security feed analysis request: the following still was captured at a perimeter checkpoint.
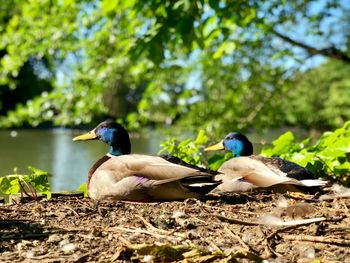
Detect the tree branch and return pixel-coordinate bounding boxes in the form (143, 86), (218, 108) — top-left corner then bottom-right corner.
(272, 29), (350, 63)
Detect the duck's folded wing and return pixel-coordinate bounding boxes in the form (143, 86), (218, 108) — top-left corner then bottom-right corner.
(129, 155), (221, 191)
(237, 171), (305, 187)
(96, 154), (220, 197)
(218, 157), (303, 187)
(250, 156), (315, 180)
(218, 157), (326, 188)
(101, 154), (217, 182)
(126, 154), (208, 180)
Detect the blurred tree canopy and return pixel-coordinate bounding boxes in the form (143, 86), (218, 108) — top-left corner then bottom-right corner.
(0, 0), (349, 134)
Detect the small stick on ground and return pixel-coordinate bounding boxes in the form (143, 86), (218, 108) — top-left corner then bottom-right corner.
(62, 205), (79, 217)
(0, 207), (33, 213)
(263, 217), (332, 258)
(136, 215), (186, 238)
(118, 235), (132, 246)
(192, 216), (209, 225)
(318, 195), (350, 201)
(136, 215), (169, 234)
(209, 241), (223, 253)
(217, 213), (328, 227)
(282, 234), (350, 246)
(215, 214), (260, 226)
(108, 226), (181, 242)
(258, 226), (282, 258)
(202, 203), (258, 215)
(120, 200), (160, 205)
(224, 226), (258, 254)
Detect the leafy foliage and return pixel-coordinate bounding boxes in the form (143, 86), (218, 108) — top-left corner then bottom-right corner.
(159, 130), (208, 166)
(262, 121), (350, 185)
(283, 60), (350, 130)
(159, 129), (232, 170)
(0, 166), (51, 199)
(0, 57), (52, 116)
(1, 86), (106, 127)
(206, 152), (234, 171)
(0, 0), (349, 132)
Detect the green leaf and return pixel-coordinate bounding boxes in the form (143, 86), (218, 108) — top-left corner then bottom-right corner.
(262, 131), (295, 157)
(0, 167), (51, 198)
(213, 42), (236, 59)
(194, 130), (208, 145)
(158, 130), (210, 166)
(102, 0), (118, 15)
(78, 182), (88, 197)
(262, 121), (350, 184)
(0, 176), (20, 195)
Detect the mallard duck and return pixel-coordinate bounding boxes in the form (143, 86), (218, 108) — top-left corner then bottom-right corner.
(205, 132), (327, 193)
(73, 120), (220, 201)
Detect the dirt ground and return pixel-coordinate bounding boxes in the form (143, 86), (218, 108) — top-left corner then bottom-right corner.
(0, 191), (349, 263)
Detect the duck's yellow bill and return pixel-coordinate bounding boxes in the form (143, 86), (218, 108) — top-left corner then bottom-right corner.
(73, 129), (97, 141)
(204, 141), (224, 151)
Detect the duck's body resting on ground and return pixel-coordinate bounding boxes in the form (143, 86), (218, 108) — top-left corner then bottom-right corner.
(73, 120), (220, 201)
(205, 132), (327, 193)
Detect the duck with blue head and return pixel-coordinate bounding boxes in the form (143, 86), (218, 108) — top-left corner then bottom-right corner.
(73, 120), (220, 202)
(205, 132), (327, 193)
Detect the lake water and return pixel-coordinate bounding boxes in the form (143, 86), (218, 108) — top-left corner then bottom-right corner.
(0, 129), (162, 191)
(0, 127), (305, 192)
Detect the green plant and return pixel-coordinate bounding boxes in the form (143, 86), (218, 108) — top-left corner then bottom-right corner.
(0, 166), (51, 199)
(77, 182), (89, 197)
(206, 152), (233, 171)
(1, 1), (349, 133)
(158, 130), (232, 170)
(159, 130), (208, 166)
(262, 121), (350, 185)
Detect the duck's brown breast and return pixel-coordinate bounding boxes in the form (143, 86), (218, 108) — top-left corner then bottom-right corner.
(87, 155), (111, 188)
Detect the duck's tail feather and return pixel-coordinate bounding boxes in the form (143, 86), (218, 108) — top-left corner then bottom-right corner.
(238, 170), (327, 189)
(239, 170), (296, 187)
(180, 174), (221, 195)
(299, 179), (328, 187)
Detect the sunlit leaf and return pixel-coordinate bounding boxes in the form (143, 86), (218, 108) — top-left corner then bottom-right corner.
(78, 182), (88, 197)
(0, 167), (51, 198)
(102, 0), (118, 15)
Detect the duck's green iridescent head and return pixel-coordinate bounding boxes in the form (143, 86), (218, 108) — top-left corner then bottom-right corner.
(73, 120), (131, 156)
(205, 132), (253, 157)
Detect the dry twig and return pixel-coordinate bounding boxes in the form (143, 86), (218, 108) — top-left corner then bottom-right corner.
(215, 214), (260, 226)
(108, 226), (182, 242)
(136, 215), (186, 238)
(224, 226), (258, 253)
(136, 215), (169, 234)
(282, 234), (350, 246)
(62, 205), (79, 217)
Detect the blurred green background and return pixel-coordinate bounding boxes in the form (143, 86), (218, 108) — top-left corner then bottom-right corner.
(1, 0), (349, 132)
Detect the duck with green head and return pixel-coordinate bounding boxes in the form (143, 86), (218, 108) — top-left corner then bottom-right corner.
(73, 120), (220, 202)
(205, 132), (327, 193)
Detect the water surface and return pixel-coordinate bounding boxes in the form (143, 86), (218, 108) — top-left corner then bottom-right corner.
(0, 129), (161, 191)
(0, 127), (307, 192)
